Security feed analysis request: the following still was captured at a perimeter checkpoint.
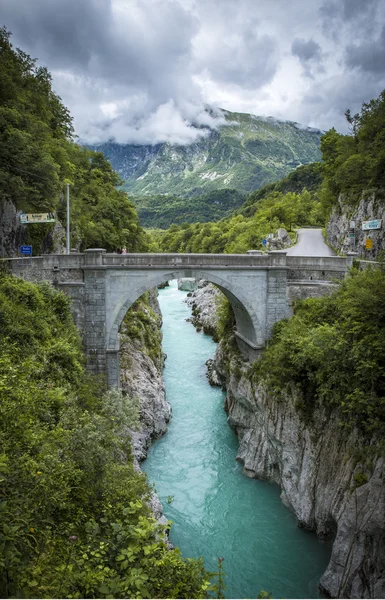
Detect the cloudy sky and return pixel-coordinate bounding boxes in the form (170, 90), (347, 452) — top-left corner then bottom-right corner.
(1, 0), (385, 144)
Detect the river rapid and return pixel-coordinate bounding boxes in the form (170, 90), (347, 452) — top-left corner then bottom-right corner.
(143, 281), (331, 599)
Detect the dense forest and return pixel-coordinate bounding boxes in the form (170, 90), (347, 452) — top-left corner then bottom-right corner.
(0, 27), (148, 254)
(130, 188), (247, 229)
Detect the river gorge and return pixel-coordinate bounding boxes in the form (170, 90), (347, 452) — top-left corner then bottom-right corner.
(142, 281), (331, 599)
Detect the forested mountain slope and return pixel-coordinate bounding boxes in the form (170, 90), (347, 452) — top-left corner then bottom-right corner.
(90, 111), (322, 227)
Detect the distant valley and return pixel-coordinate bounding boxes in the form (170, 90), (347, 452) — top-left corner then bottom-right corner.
(90, 108), (323, 227)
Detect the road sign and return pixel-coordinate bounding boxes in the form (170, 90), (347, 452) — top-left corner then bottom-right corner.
(20, 212), (56, 224)
(362, 219), (381, 231)
(365, 239), (373, 249)
(349, 220), (356, 229)
(349, 233), (355, 239)
(19, 245), (32, 255)
(262, 239), (267, 246)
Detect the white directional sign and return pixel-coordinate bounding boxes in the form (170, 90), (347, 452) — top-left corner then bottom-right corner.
(362, 219), (382, 231)
(20, 212), (56, 224)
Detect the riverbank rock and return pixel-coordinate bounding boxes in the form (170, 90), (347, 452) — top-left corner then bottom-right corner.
(120, 288), (171, 462)
(185, 280), (221, 337)
(266, 228), (292, 250)
(177, 277), (197, 291)
(210, 338), (385, 599)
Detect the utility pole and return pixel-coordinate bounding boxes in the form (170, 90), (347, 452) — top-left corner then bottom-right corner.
(66, 183), (70, 254)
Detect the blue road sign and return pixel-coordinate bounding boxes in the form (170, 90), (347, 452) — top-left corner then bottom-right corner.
(262, 239), (267, 246)
(20, 245), (32, 255)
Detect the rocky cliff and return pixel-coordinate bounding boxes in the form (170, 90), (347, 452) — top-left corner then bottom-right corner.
(119, 287), (171, 528)
(213, 348), (385, 598)
(120, 288), (171, 462)
(188, 283), (385, 599)
(327, 190), (385, 259)
(185, 280), (221, 337)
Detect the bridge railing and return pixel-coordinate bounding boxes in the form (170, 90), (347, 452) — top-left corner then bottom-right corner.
(2, 250), (352, 273)
(103, 252), (272, 268)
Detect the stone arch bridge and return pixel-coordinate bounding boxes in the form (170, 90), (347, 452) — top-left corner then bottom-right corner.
(5, 249), (354, 387)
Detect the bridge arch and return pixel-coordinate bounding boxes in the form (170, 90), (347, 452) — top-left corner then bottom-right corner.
(106, 269), (265, 362)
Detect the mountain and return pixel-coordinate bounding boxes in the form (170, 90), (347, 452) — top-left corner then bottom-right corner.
(90, 109), (323, 227)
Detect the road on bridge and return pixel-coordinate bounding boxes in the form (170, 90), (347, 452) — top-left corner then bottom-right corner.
(287, 228), (336, 257)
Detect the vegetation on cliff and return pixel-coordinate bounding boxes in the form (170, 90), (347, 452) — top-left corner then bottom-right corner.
(0, 28), (148, 254)
(320, 89), (385, 208)
(0, 274), (210, 598)
(252, 267), (385, 438)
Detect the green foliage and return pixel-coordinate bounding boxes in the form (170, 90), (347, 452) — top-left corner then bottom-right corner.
(155, 186), (323, 254)
(320, 90), (385, 209)
(0, 28), (149, 255)
(131, 189), (247, 229)
(209, 557), (226, 599)
(238, 162), (323, 218)
(0, 275), (210, 598)
(252, 267), (385, 438)
(353, 471), (368, 488)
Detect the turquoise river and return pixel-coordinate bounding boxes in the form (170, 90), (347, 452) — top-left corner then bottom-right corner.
(143, 281), (331, 599)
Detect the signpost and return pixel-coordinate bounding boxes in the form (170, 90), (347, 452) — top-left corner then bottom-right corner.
(262, 239), (267, 247)
(362, 219), (382, 231)
(19, 245), (32, 255)
(365, 239), (373, 250)
(20, 213), (56, 224)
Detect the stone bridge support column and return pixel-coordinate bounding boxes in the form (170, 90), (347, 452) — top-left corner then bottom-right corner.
(83, 249), (108, 385)
(266, 251), (291, 337)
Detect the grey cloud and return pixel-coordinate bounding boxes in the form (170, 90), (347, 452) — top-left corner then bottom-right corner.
(0, 0), (210, 143)
(292, 38), (322, 62)
(320, 0), (384, 39)
(345, 25), (385, 74)
(291, 38), (324, 78)
(299, 71), (385, 132)
(1, 0), (385, 143)
(203, 24), (278, 89)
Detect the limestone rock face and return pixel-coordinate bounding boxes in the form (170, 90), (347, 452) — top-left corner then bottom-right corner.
(212, 346), (385, 599)
(185, 280), (221, 336)
(0, 200), (24, 257)
(327, 191), (385, 259)
(177, 278), (197, 291)
(267, 228), (293, 250)
(120, 289), (171, 462)
(0, 199), (65, 257)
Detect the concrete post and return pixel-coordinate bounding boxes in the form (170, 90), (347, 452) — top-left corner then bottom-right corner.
(346, 252), (358, 271)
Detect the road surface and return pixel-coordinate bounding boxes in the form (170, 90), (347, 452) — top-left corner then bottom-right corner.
(287, 228), (335, 257)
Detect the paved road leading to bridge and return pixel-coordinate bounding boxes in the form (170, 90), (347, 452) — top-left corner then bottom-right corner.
(287, 228), (336, 257)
